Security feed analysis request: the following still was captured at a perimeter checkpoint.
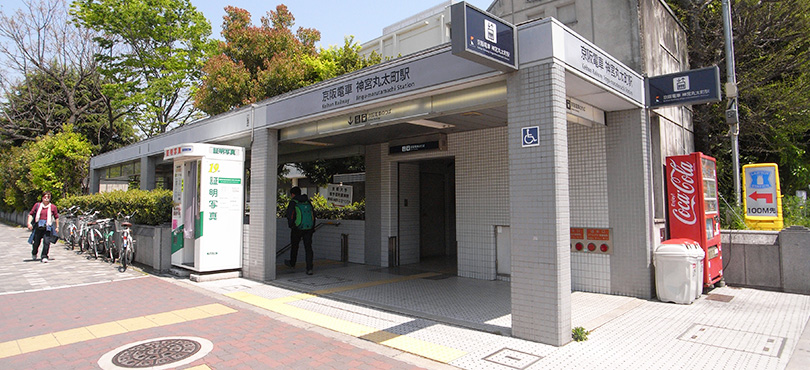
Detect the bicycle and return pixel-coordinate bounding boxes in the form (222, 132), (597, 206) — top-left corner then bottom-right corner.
(88, 218), (115, 261)
(61, 206), (80, 250)
(117, 211), (137, 271)
(76, 210), (99, 255)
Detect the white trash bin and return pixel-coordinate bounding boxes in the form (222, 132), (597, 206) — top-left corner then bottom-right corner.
(654, 238), (705, 304)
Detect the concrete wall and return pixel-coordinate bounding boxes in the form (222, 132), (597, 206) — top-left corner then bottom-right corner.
(721, 227), (810, 294)
(132, 224), (172, 273)
(274, 219), (365, 264)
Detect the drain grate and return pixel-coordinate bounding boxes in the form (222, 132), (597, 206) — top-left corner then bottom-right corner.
(98, 337), (213, 370)
(484, 348), (542, 369)
(679, 324), (786, 357)
(705, 294), (734, 302)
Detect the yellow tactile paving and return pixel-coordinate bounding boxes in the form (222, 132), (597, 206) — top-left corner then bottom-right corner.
(0, 303), (236, 359)
(380, 335), (467, 363)
(0, 341), (21, 358)
(16, 333), (59, 353)
(117, 316), (159, 331)
(311, 272), (441, 295)
(52, 327), (95, 345)
(173, 307), (214, 321)
(144, 311), (186, 326)
(86, 321), (128, 338)
(225, 290), (467, 364)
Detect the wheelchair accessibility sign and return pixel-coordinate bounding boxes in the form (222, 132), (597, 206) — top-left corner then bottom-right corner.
(522, 126), (539, 147)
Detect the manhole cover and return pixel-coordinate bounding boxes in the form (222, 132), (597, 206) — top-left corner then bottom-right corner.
(484, 348), (542, 369)
(678, 324), (785, 357)
(98, 337), (213, 370)
(113, 338), (200, 367)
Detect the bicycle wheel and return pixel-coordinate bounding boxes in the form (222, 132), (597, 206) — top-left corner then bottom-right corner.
(67, 228), (76, 250)
(121, 239), (130, 271)
(90, 230), (100, 259)
(108, 239), (117, 263)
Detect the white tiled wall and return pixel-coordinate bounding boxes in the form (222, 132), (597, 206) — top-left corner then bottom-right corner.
(568, 122), (611, 293)
(452, 127), (510, 280)
(368, 126), (509, 279)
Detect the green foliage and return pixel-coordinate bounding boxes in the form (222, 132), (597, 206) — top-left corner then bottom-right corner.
(0, 130), (92, 211)
(719, 197), (747, 230)
(572, 326), (590, 342)
(293, 156), (365, 187)
(195, 6), (381, 116)
(783, 195), (810, 228)
(276, 192), (364, 221)
(56, 189), (172, 225)
(71, 0), (216, 137)
(666, 0), (810, 199)
(304, 36), (382, 81)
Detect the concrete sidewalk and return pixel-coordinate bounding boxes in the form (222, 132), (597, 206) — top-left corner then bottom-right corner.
(194, 265), (810, 370)
(2, 220), (809, 369)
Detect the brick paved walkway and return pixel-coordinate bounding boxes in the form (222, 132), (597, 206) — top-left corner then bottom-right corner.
(0, 222), (446, 369)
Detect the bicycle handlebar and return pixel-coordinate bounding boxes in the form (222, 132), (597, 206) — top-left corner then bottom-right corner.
(116, 210), (137, 221)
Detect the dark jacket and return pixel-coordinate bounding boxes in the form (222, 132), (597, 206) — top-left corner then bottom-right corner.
(285, 194), (315, 229)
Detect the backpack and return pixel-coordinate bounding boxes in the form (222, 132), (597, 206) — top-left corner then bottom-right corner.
(293, 199), (315, 230)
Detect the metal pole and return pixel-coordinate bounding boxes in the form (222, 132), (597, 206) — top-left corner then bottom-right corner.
(723, 0), (741, 206)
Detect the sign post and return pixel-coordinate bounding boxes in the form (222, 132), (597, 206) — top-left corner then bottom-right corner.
(743, 163), (783, 230)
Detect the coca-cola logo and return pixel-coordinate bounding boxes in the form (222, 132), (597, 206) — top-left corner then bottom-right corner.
(668, 158), (697, 225)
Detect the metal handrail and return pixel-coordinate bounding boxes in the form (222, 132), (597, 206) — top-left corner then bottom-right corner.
(276, 221), (341, 258)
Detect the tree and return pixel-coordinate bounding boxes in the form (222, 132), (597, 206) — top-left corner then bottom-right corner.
(194, 5), (318, 115)
(0, 129), (92, 211)
(71, 0), (216, 137)
(666, 0), (810, 196)
(195, 6), (381, 116)
(0, 0), (131, 149)
(0, 67), (136, 152)
(294, 156), (365, 187)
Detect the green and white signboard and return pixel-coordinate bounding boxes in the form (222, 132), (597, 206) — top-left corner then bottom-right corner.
(165, 143), (245, 272)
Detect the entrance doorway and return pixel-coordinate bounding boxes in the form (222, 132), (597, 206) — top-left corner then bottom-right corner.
(397, 158), (457, 274)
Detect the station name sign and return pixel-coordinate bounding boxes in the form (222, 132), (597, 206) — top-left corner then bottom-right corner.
(451, 2), (518, 72)
(389, 135), (447, 155)
(647, 66), (721, 108)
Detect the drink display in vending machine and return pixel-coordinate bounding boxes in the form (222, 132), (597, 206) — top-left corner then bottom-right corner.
(665, 152), (723, 286)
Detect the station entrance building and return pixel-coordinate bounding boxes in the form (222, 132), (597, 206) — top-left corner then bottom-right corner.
(90, 9), (692, 345)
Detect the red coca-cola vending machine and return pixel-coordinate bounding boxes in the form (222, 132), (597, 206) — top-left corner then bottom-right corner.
(666, 152), (723, 286)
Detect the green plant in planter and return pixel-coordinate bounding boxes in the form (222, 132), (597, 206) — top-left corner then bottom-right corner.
(572, 326), (590, 342)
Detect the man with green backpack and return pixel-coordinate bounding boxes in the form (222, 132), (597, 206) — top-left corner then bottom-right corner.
(284, 186), (316, 275)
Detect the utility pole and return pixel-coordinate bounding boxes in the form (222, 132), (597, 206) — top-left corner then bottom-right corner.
(723, 0), (741, 206)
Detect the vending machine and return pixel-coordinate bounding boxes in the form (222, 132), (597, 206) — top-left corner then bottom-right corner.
(665, 152), (723, 286)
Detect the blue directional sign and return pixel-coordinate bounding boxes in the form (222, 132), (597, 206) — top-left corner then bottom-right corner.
(647, 66), (721, 108)
(521, 126), (539, 147)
